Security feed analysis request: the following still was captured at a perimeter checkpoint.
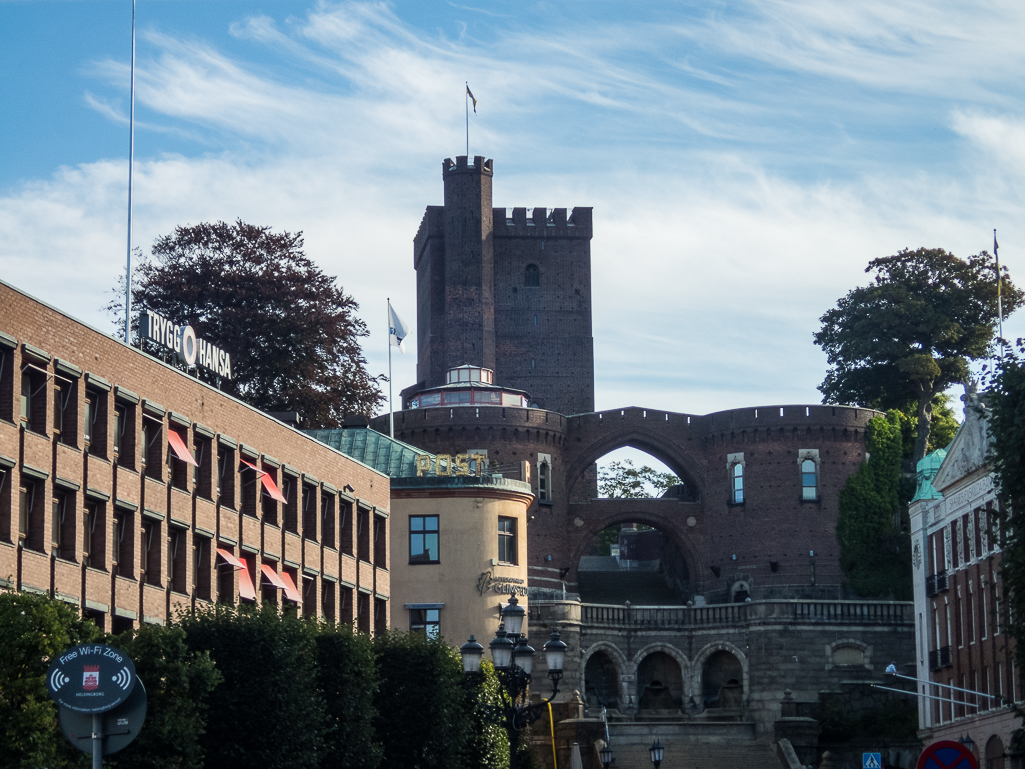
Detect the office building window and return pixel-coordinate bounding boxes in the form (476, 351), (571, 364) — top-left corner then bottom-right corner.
(801, 459), (818, 500)
(373, 513), (387, 566)
(141, 519), (161, 586)
(217, 445), (235, 508)
(113, 510), (133, 578)
(21, 364), (48, 434)
(358, 506), (371, 562)
(374, 598), (387, 636)
(302, 483), (318, 541)
(141, 416), (164, 481)
(169, 427), (193, 491)
(410, 607), (440, 639)
(283, 474), (298, 533)
(498, 517), (517, 564)
(52, 490), (76, 561)
(341, 585), (354, 625)
(240, 458), (258, 517)
(321, 492), (336, 548)
(302, 577), (317, 618)
(83, 501), (105, 569)
(169, 527), (188, 594)
(409, 515), (439, 563)
(53, 377), (77, 446)
(322, 581), (336, 623)
(340, 499), (354, 555)
(85, 388), (108, 457)
(194, 436), (212, 499)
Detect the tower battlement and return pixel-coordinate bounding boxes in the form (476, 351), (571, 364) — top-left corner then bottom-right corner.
(493, 207), (593, 237)
(443, 155), (494, 175)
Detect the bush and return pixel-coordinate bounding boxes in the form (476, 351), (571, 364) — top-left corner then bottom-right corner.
(316, 622), (381, 769)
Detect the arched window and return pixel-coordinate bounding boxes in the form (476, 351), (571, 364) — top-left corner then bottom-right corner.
(731, 463), (744, 504)
(525, 264), (540, 287)
(801, 459), (817, 500)
(538, 454), (552, 502)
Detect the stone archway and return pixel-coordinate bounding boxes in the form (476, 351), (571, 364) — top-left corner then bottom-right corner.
(985, 735), (1005, 769)
(581, 643), (631, 714)
(692, 642), (748, 712)
(636, 651), (684, 714)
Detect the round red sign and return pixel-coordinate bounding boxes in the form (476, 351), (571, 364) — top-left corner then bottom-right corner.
(917, 740), (979, 769)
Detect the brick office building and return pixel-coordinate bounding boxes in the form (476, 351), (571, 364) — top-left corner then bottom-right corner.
(0, 279), (390, 633)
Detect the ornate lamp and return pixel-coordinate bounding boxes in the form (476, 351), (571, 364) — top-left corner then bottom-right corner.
(513, 636), (536, 676)
(649, 738), (664, 769)
(959, 734), (976, 754)
(543, 628), (567, 677)
(501, 593), (526, 637)
(489, 624), (515, 670)
(460, 635), (484, 674)
(599, 744), (614, 768)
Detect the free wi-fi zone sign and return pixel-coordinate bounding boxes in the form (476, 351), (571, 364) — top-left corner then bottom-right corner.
(47, 644), (137, 714)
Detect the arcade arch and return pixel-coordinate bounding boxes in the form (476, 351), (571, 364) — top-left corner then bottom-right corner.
(693, 642), (749, 710)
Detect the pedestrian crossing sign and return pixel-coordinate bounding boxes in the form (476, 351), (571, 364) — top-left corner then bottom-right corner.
(864, 753), (882, 768)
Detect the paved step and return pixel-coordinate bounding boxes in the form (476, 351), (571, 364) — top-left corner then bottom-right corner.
(600, 721), (781, 769)
(577, 570), (683, 606)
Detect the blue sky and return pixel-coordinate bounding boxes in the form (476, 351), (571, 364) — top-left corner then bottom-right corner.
(3, 0), (1025, 443)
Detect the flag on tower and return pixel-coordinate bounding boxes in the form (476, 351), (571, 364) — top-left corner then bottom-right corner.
(466, 84), (477, 113)
(388, 302), (410, 353)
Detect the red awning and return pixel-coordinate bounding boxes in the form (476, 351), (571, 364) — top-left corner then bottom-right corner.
(260, 473), (287, 504)
(167, 431), (198, 466)
(260, 563), (287, 590)
(238, 458), (264, 475)
(279, 571), (302, 603)
(215, 548), (243, 569)
(238, 561), (257, 601)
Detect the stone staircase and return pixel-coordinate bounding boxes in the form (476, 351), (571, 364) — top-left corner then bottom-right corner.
(577, 569), (683, 606)
(599, 721), (781, 769)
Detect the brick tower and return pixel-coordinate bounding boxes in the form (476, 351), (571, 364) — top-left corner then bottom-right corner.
(409, 156), (595, 415)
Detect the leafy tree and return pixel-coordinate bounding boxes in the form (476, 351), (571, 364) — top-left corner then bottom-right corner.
(894, 394), (960, 462)
(108, 220), (383, 425)
(316, 622), (381, 769)
(107, 624), (221, 769)
(815, 248), (1022, 464)
(179, 604), (328, 769)
(836, 412), (913, 599)
(373, 630), (481, 769)
(0, 591), (100, 769)
(598, 459), (679, 499)
(984, 342), (1025, 711)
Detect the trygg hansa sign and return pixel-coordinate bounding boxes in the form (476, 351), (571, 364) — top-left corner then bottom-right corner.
(140, 309), (233, 380)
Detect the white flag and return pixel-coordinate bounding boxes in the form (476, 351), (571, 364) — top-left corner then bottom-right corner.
(388, 302), (411, 353)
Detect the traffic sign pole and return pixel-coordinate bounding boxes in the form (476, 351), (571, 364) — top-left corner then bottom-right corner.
(91, 713), (103, 769)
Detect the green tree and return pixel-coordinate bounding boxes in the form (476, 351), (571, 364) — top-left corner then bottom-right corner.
(107, 624), (221, 769)
(598, 459), (679, 499)
(316, 622), (381, 769)
(836, 412), (913, 599)
(815, 248), (1022, 464)
(373, 630), (478, 769)
(108, 220), (383, 425)
(179, 604), (328, 769)
(0, 591), (100, 769)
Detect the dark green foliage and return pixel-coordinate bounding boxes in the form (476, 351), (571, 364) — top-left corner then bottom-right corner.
(373, 630), (481, 769)
(107, 624), (221, 769)
(107, 220), (383, 425)
(0, 591), (100, 769)
(316, 622), (381, 769)
(985, 343), (1025, 711)
(814, 685), (918, 742)
(179, 604), (328, 769)
(836, 412), (913, 599)
(464, 659), (510, 769)
(815, 247), (1022, 463)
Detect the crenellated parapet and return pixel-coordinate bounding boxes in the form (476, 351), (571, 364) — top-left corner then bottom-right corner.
(494, 207), (593, 238)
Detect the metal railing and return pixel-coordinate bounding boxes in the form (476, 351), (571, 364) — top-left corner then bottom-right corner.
(558, 599), (914, 629)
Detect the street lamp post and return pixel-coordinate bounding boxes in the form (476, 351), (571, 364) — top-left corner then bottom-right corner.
(599, 743), (615, 768)
(460, 593), (568, 769)
(649, 738), (665, 769)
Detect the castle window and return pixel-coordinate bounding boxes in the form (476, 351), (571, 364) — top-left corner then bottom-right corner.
(410, 515), (439, 564)
(801, 459), (818, 500)
(538, 455), (552, 503)
(498, 517), (517, 564)
(525, 264), (540, 287)
(731, 463), (744, 504)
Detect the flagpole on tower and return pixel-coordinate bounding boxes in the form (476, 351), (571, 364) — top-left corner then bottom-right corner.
(465, 83), (469, 157)
(388, 298), (394, 438)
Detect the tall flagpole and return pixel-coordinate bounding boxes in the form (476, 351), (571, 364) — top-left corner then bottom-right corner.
(125, 0), (136, 344)
(465, 84), (469, 157)
(388, 298), (394, 438)
(995, 229), (1004, 360)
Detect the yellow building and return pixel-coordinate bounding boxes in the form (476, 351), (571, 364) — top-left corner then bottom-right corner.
(308, 424), (533, 646)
